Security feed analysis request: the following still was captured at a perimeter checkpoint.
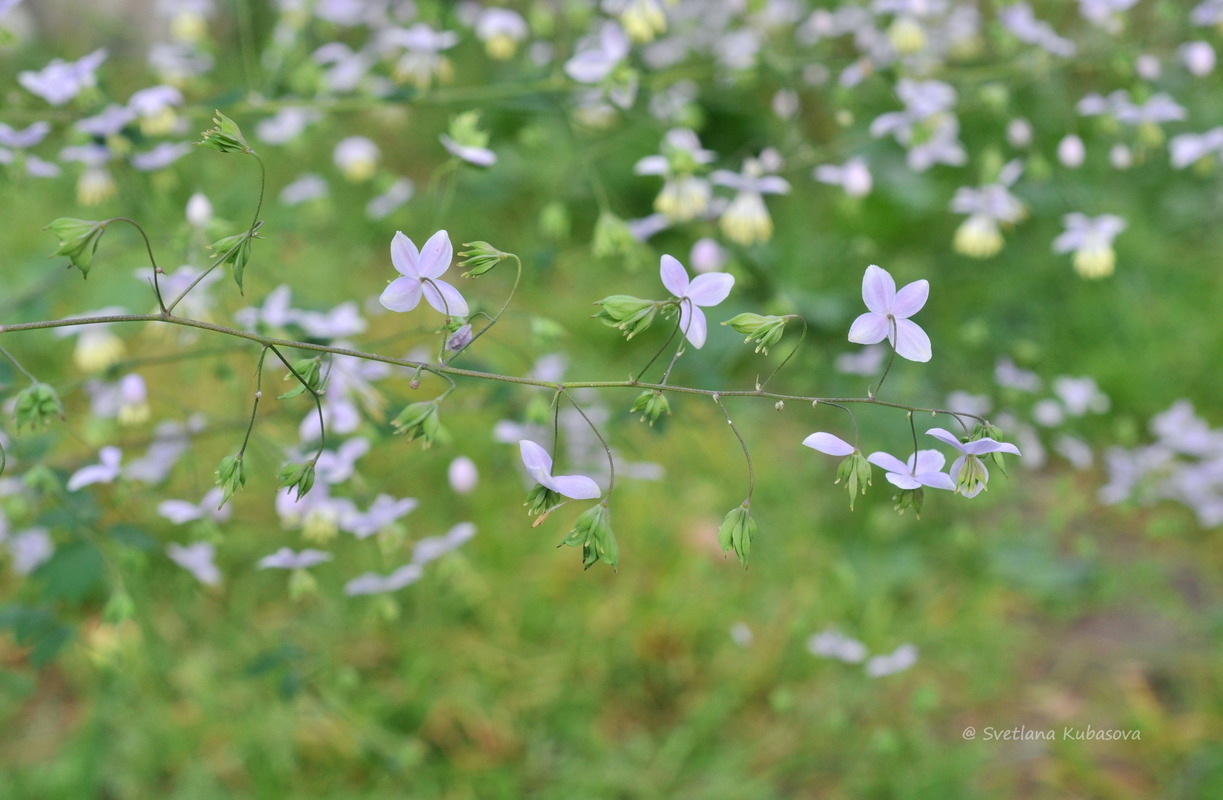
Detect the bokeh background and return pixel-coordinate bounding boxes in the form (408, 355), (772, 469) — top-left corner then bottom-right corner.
(2, 1), (1223, 797)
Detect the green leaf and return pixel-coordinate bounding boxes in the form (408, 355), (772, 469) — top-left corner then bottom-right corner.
(34, 540), (106, 603)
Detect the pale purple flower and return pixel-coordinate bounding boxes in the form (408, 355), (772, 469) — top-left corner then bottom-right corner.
(76, 104), (136, 138)
(1053, 376), (1110, 415)
(279, 173), (329, 205)
(257, 548), (332, 570)
(564, 22), (630, 85)
(448, 456), (479, 494)
(344, 564), (423, 596)
(1169, 128), (1223, 169)
(730, 621), (754, 647)
(366, 178), (415, 220)
(1053, 213), (1125, 278)
(1057, 134), (1086, 168)
(124, 416), (203, 484)
(519, 440), (601, 499)
(342, 494), (418, 539)
(0, 121), (51, 149)
(8, 528), (54, 575)
(131, 142), (192, 171)
(439, 134), (496, 167)
(847, 265), (931, 363)
(313, 437), (371, 485)
(867, 449), (955, 491)
(1055, 435), (1094, 469)
(1182, 41), (1217, 77)
(256, 107), (323, 145)
(474, 8), (528, 58)
(689, 238), (726, 274)
(995, 357), (1042, 392)
(926, 427), (1021, 497)
(379, 230), (469, 318)
(998, 3), (1075, 57)
(814, 157), (873, 198)
(802, 432), (856, 456)
(836, 345), (888, 376)
(807, 628), (868, 663)
(711, 151), (790, 245)
(660, 254), (734, 349)
(381, 23), (459, 87)
(18, 49), (108, 105)
(166, 541), (221, 585)
(128, 84), (183, 117)
(1192, 0), (1223, 26)
(1078, 0), (1138, 28)
(412, 521), (477, 566)
(158, 488), (231, 524)
(334, 135), (379, 181)
(866, 643), (918, 677)
(67, 447), (123, 491)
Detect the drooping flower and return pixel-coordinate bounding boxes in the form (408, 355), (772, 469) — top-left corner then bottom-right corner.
(866, 449), (955, 491)
(1053, 213), (1126, 278)
(865, 644), (918, 677)
(659, 254), (734, 349)
(926, 427), (1021, 498)
(519, 440), (601, 500)
(847, 265), (931, 362)
(166, 541), (222, 585)
(950, 160), (1026, 259)
(807, 628), (868, 663)
(257, 547), (333, 570)
(379, 230), (469, 318)
(67, 446), (123, 491)
(711, 149), (790, 245)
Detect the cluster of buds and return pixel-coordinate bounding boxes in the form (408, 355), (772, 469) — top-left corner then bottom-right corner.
(45, 218), (107, 277)
(14, 383), (64, 431)
(723, 313), (789, 355)
(392, 400), (446, 448)
(560, 503), (618, 571)
(592, 295), (659, 340)
(717, 501), (757, 567)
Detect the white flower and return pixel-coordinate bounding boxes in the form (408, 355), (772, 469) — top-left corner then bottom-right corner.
(659, 254), (734, 349)
(166, 542), (222, 585)
(379, 230), (469, 318)
(847, 265), (931, 363)
(1053, 213), (1126, 278)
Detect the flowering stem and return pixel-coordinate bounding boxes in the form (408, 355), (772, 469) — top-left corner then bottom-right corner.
(823, 401), (861, 447)
(758, 315), (807, 392)
(0, 313), (990, 425)
(238, 347), (270, 458)
(713, 393), (754, 502)
(871, 317), (899, 399)
(267, 345), (326, 457)
(446, 253), (522, 364)
(561, 388), (615, 496)
(0, 344), (39, 384)
(659, 298), (692, 387)
(109, 217), (168, 314)
(908, 410), (918, 461)
(633, 302), (681, 383)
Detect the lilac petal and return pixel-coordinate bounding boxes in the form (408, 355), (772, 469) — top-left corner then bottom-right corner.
(686, 272), (735, 307)
(634, 155), (669, 175)
(960, 438), (1021, 456)
(890, 279), (929, 319)
(892, 318), (932, 362)
(379, 276), (423, 312)
(949, 454), (967, 483)
(67, 464), (114, 491)
(867, 451), (910, 474)
(918, 471), (956, 491)
(912, 449), (947, 474)
(421, 278), (469, 318)
(417, 230), (453, 279)
(519, 439), (554, 485)
(158, 499), (203, 524)
(390, 231), (420, 277)
(848, 312), (889, 345)
(660, 254), (690, 297)
(884, 471), (922, 490)
(925, 427), (963, 449)
(548, 473), (601, 500)
(680, 304), (708, 349)
(756, 176), (791, 195)
(861, 265), (896, 314)
(802, 432), (855, 456)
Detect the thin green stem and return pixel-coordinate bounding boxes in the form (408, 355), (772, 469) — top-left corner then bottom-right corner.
(659, 298), (692, 387)
(758, 315), (806, 392)
(267, 345), (326, 456)
(633, 303), (681, 383)
(871, 317), (899, 399)
(239, 347), (270, 457)
(0, 344), (39, 384)
(713, 393), (754, 502)
(447, 253), (523, 364)
(561, 389), (615, 496)
(109, 217), (167, 313)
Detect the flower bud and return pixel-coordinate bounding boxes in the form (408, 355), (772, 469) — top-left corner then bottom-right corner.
(722, 313), (788, 354)
(392, 401), (445, 448)
(834, 451), (873, 510)
(278, 460), (316, 501)
(717, 502), (757, 567)
(592, 295), (658, 340)
(445, 323), (474, 352)
(209, 229), (256, 292)
(592, 210), (635, 259)
(458, 241), (507, 277)
(630, 390), (670, 426)
(279, 357), (322, 399)
(14, 383), (64, 432)
(524, 483), (562, 518)
(892, 487), (925, 518)
(196, 110), (254, 155)
(45, 217), (107, 277)
(215, 454), (246, 506)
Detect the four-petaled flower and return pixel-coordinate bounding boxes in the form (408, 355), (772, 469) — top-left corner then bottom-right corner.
(926, 427), (1021, 497)
(520, 440), (601, 499)
(848, 264), (931, 363)
(660, 254), (734, 349)
(380, 230), (470, 318)
(867, 449), (955, 491)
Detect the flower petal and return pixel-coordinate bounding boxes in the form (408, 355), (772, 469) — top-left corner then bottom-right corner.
(918, 471), (956, 491)
(848, 312), (889, 345)
(802, 432), (855, 456)
(379, 276), (423, 312)
(518, 439), (554, 486)
(890, 279), (929, 318)
(892, 318), (932, 362)
(867, 451), (909, 474)
(912, 449), (946, 474)
(861, 265), (896, 314)
(960, 438), (1021, 456)
(548, 473), (601, 500)
(680, 304), (708, 349)
(417, 230), (453, 278)
(390, 231), (420, 277)
(925, 427), (963, 450)
(421, 278), (469, 318)
(884, 471), (922, 490)
(686, 272), (735, 307)
(660, 254), (690, 297)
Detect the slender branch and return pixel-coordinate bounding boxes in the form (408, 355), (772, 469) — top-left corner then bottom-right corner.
(871, 317), (899, 399)
(633, 302), (681, 383)
(0, 313), (989, 424)
(659, 298), (692, 387)
(713, 393), (754, 502)
(239, 348), (270, 457)
(446, 253), (523, 364)
(0, 344), (39, 384)
(561, 389), (615, 496)
(758, 315), (806, 392)
(267, 345), (327, 456)
(109, 218), (168, 314)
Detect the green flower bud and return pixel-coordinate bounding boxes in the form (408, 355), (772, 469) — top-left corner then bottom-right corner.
(392, 401), (446, 448)
(196, 110), (255, 155)
(279, 357), (323, 399)
(448, 111), (491, 149)
(592, 295), (658, 340)
(278, 460), (316, 501)
(892, 487), (925, 518)
(722, 313), (788, 354)
(717, 502), (757, 568)
(209, 228), (257, 293)
(14, 383), (64, 431)
(458, 241), (508, 277)
(835, 451), (873, 510)
(525, 483), (562, 518)
(45, 217), (107, 277)
(216, 454), (247, 507)
(103, 590), (136, 625)
(592, 210), (635, 259)
(630, 390), (670, 426)
(560, 503), (617, 571)
(538, 201), (570, 240)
